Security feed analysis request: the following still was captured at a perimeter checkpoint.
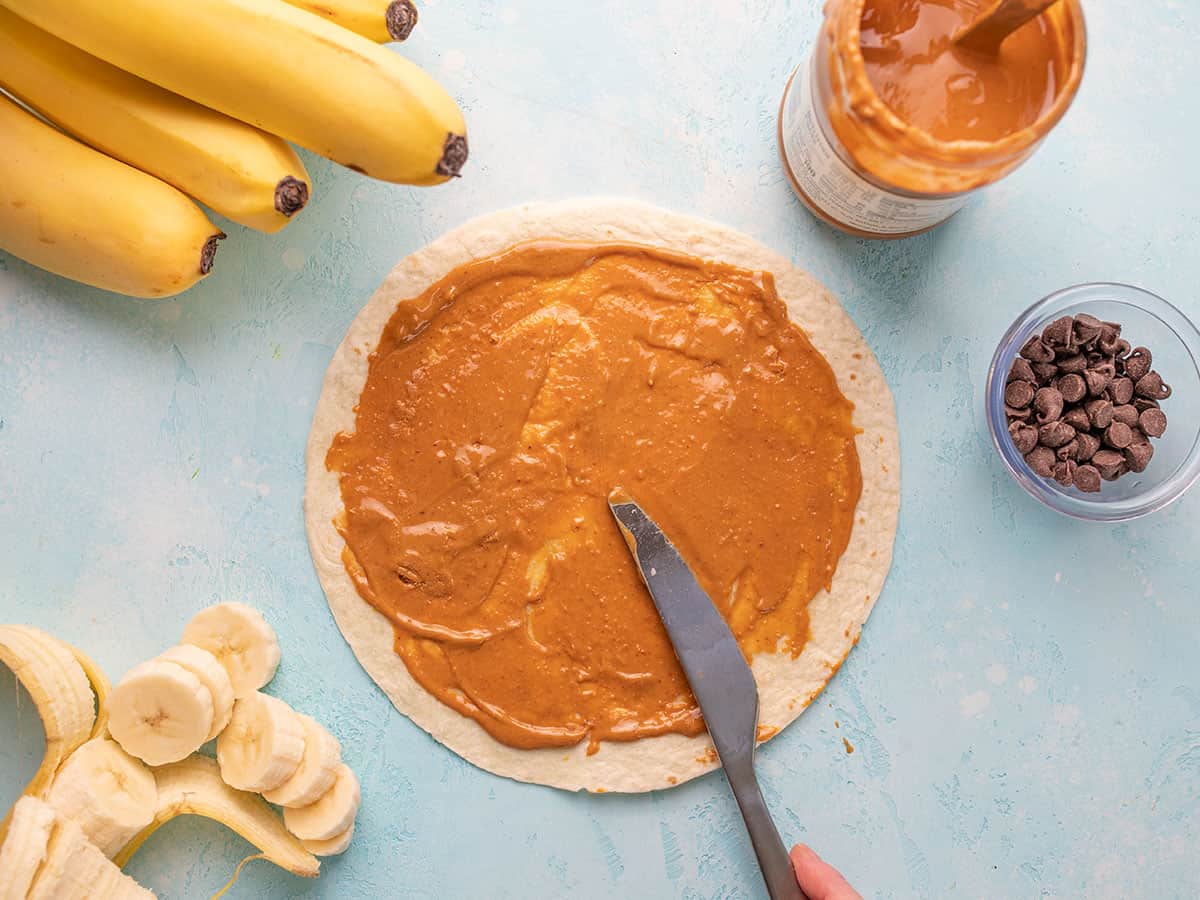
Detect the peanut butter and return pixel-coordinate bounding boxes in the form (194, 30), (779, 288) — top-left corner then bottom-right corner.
(778, 0), (1085, 236)
(860, 0), (1064, 143)
(326, 243), (862, 753)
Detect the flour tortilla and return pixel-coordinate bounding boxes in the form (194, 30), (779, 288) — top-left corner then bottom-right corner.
(305, 199), (899, 793)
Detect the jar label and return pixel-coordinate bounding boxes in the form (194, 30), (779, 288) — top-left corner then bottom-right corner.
(781, 62), (968, 235)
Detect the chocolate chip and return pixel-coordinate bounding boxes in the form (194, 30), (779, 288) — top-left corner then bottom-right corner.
(1005, 404), (1034, 423)
(1084, 368), (1111, 397)
(1072, 314), (1103, 345)
(1111, 404), (1140, 427)
(1008, 357), (1036, 384)
(1100, 464), (1127, 482)
(1053, 459), (1077, 486)
(1092, 449), (1124, 469)
(1124, 347), (1152, 381)
(1104, 421), (1134, 449)
(1020, 336), (1055, 363)
(1108, 377), (1134, 405)
(1073, 464), (1102, 493)
(1135, 371), (1171, 400)
(1114, 339), (1132, 359)
(1133, 397), (1160, 412)
(1075, 431), (1101, 462)
(1039, 421), (1076, 448)
(1043, 316), (1075, 349)
(1025, 445), (1056, 477)
(1062, 406), (1091, 432)
(1085, 398), (1114, 429)
(1057, 373), (1086, 403)
(1124, 440), (1154, 473)
(1031, 362), (1059, 385)
(1004, 380), (1035, 408)
(1056, 439), (1079, 462)
(1034, 387), (1064, 424)
(1008, 421), (1039, 453)
(1139, 407), (1168, 438)
(1057, 354), (1087, 374)
(1097, 323), (1122, 355)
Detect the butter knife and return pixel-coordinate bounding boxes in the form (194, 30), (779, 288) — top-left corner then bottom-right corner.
(608, 492), (807, 900)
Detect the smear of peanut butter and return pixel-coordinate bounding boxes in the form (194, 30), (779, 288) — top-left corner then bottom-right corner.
(327, 243), (861, 752)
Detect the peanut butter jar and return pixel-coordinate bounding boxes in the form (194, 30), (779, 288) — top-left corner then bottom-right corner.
(778, 0), (1086, 238)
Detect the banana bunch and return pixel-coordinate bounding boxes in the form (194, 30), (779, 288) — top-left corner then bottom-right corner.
(0, 0), (465, 299)
(0, 603), (359, 896)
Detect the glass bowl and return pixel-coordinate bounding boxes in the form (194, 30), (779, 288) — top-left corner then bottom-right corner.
(986, 283), (1200, 522)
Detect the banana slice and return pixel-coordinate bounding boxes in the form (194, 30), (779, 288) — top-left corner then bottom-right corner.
(182, 602), (280, 698)
(107, 659), (215, 766)
(156, 644), (235, 741)
(302, 822), (354, 857)
(262, 714), (341, 808)
(45, 737), (156, 857)
(0, 626), (96, 841)
(113, 754), (318, 878)
(217, 691), (305, 793)
(283, 764), (360, 842)
(0, 796), (56, 900)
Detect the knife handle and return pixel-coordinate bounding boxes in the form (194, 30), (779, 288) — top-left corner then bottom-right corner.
(726, 764), (809, 900)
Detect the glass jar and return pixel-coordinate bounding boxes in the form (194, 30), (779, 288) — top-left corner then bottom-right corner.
(777, 0), (1087, 238)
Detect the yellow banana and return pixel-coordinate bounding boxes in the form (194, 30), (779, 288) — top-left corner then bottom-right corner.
(6, 0), (468, 185)
(0, 8), (309, 234)
(281, 0), (418, 43)
(0, 95), (224, 299)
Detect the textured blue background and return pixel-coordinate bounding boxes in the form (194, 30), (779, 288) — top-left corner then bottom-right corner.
(2, 1), (1198, 897)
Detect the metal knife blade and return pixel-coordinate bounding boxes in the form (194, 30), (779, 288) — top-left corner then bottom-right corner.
(608, 491), (807, 900)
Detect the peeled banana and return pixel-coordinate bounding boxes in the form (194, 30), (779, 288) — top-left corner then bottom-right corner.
(0, 8), (310, 234)
(45, 738), (157, 857)
(113, 755), (319, 879)
(0, 797), (154, 899)
(8, 0), (468, 185)
(156, 645), (235, 741)
(262, 714), (342, 808)
(281, 0), (419, 42)
(0, 95), (224, 299)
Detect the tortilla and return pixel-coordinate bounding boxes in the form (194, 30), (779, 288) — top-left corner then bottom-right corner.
(304, 199), (899, 792)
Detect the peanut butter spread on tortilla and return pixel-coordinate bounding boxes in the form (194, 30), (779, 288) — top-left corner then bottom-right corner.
(326, 243), (861, 752)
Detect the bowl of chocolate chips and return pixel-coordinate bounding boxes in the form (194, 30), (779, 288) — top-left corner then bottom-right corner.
(987, 283), (1200, 521)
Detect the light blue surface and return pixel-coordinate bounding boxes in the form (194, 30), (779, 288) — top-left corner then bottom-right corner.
(1, 2), (1198, 897)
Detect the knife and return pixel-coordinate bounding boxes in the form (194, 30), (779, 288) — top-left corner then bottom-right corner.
(608, 491), (808, 900)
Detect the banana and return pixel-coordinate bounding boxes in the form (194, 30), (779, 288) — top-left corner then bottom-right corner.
(25, 812), (90, 900)
(45, 738), (157, 857)
(283, 763), (361, 842)
(0, 796), (56, 900)
(0, 9), (310, 234)
(281, 0), (418, 42)
(262, 713), (341, 808)
(8, 0), (468, 185)
(302, 822), (354, 857)
(217, 691), (306, 792)
(107, 659), (215, 766)
(182, 602), (281, 698)
(0, 626), (95, 840)
(0, 797), (154, 900)
(113, 754), (319, 879)
(0, 95), (224, 299)
(156, 645), (235, 741)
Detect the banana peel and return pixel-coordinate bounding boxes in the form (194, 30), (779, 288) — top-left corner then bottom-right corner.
(0, 625), (95, 843)
(113, 755), (319, 878)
